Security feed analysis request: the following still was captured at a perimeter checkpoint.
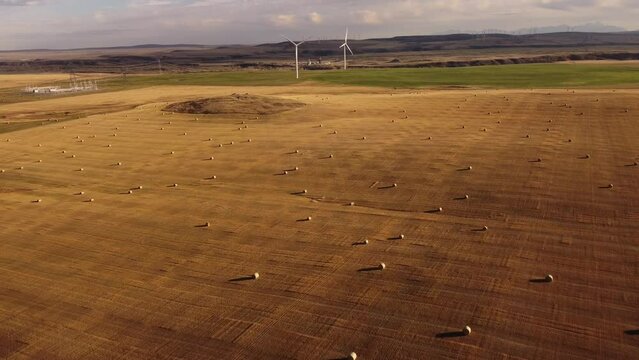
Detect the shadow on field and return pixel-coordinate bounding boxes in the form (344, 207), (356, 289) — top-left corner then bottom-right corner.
(357, 266), (382, 272)
(529, 278), (551, 283)
(377, 185), (396, 189)
(624, 329), (639, 335)
(228, 276), (256, 282)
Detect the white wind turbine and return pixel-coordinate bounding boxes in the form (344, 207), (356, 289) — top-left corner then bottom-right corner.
(340, 28), (354, 70)
(282, 35), (307, 79)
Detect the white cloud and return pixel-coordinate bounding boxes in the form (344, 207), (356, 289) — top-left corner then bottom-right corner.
(357, 10), (381, 24)
(271, 14), (296, 27)
(129, 0), (175, 8)
(0, 0), (44, 5)
(309, 11), (322, 24)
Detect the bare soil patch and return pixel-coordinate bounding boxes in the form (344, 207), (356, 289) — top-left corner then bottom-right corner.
(163, 94), (305, 116)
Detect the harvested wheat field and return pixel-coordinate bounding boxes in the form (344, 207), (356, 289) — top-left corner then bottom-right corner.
(1, 84), (639, 359)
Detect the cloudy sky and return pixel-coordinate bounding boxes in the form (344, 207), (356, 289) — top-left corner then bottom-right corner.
(0, 0), (637, 50)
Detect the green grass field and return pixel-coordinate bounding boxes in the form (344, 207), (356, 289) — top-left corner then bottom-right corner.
(3, 63), (639, 109)
(96, 63), (639, 91)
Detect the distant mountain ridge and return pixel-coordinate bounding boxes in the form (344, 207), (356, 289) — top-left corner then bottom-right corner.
(437, 22), (628, 35)
(2, 30), (639, 73)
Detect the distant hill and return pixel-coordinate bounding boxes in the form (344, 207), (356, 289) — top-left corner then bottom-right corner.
(2, 31), (639, 73)
(438, 22), (628, 35)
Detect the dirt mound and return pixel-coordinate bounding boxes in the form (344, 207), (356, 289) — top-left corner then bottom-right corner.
(163, 94), (305, 115)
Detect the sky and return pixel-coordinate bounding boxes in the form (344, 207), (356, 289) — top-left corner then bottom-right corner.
(0, 0), (637, 50)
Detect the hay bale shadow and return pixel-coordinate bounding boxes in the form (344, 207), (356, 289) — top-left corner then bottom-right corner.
(378, 185), (395, 189)
(357, 266), (381, 272)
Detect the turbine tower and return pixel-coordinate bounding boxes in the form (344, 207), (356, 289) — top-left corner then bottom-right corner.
(339, 28), (354, 70)
(282, 35), (306, 79)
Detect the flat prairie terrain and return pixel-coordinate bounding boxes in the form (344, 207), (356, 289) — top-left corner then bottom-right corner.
(0, 73), (110, 89)
(1, 83), (639, 359)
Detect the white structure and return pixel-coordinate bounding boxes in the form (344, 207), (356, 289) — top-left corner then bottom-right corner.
(24, 80), (98, 94)
(339, 28), (354, 70)
(282, 35), (307, 79)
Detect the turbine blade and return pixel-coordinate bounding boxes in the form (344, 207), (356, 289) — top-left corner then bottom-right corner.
(345, 28), (349, 42)
(339, 43), (346, 48)
(281, 35), (295, 45)
(346, 44), (354, 55)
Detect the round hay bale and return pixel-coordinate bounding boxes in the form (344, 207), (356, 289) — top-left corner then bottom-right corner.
(379, 262), (386, 270)
(348, 352), (357, 360)
(545, 274), (554, 282)
(463, 326), (472, 336)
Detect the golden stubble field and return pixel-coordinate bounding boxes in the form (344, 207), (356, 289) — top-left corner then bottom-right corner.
(1, 82), (638, 359)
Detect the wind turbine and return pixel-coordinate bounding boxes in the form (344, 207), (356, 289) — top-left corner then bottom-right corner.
(339, 28), (354, 70)
(282, 35), (306, 79)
